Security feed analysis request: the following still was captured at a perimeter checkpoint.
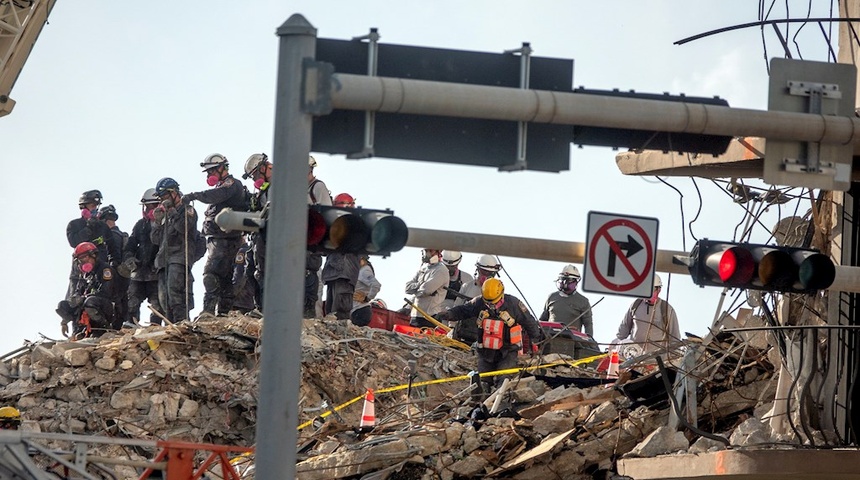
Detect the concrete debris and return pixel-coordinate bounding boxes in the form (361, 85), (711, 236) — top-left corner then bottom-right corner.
(627, 426), (689, 457)
(688, 435), (727, 454)
(730, 417), (772, 447)
(0, 307), (819, 478)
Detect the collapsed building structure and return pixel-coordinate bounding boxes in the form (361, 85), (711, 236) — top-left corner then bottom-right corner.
(0, 295), (843, 480)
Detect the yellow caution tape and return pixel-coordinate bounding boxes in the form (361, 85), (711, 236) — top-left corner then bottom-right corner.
(296, 352), (607, 431)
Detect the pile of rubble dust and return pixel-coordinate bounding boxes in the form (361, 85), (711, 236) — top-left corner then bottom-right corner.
(0, 310), (806, 479)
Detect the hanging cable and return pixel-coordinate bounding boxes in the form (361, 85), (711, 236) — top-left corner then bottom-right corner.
(495, 255), (538, 319)
(656, 176), (687, 252)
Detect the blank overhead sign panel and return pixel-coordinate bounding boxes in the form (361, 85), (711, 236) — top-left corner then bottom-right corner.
(312, 38), (574, 172)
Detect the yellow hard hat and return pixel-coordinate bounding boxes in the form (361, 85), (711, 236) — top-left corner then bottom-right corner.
(482, 278), (505, 304)
(0, 406), (20, 420)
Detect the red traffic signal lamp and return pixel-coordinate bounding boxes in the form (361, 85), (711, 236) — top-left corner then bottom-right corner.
(308, 205), (408, 257)
(689, 239), (835, 293)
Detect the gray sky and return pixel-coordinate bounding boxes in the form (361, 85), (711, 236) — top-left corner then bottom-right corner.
(2, 1), (836, 353)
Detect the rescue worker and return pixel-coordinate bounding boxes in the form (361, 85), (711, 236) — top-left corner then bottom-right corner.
(456, 254), (502, 305)
(538, 264), (594, 337)
(65, 190), (114, 298)
(123, 188), (165, 325)
(450, 255), (502, 343)
(98, 205), (130, 328)
(151, 177), (199, 323)
(308, 155), (332, 206)
(350, 255), (382, 327)
(440, 250), (474, 310)
(615, 274), (681, 354)
(183, 153), (249, 318)
(405, 249), (449, 327)
(242, 153), (270, 309)
(321, 193), (361, 321)
(0, 406), (21, 430)
(437, 278), (543, 389)
(307, 155), (330, 317)
(56, 242), (121, 338)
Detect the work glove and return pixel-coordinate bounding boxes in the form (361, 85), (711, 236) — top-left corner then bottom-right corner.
(152, 206), (166, 223)
(183, 192), (198, 202)
(118, 257), (138, 278)
(126, 257), (140, 272)
(499, 311), (515, 327)
(435, 311), (450, 323)
(405, 281), (418, 295)
(61, 321), (69, 338)
(352, 291), (367, 302)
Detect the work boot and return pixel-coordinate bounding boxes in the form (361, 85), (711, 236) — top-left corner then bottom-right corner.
(195, 311), (216, 322)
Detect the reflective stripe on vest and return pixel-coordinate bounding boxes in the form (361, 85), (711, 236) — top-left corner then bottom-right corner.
(482, 319), (505, 350)
(509, 324), (522, 346)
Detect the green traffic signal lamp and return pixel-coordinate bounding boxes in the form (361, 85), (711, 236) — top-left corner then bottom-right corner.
(690, 239), (835, 293)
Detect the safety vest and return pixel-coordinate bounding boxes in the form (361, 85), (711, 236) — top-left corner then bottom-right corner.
(480, 317), (523, 350)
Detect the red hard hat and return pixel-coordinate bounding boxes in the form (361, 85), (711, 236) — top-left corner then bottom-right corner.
(333, 193), (355, 207)
(73, 242), (98, 258)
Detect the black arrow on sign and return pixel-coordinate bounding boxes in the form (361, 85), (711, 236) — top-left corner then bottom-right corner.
(607, 235), (644, 277)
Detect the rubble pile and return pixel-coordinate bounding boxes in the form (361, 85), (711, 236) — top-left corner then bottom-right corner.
(0, 310), (797, 479)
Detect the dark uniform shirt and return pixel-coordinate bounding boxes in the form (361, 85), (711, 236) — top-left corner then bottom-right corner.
(194, 175), (248, 238)
(124, 217), (160, 281)
(442, 294), (543, 351)
(151, 203), (199, 268)
(75, 258), (120, 303)
(66, 217), (116, 263)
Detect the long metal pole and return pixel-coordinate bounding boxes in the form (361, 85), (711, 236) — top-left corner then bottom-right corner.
(257, 14), (315, 479)
(327, 73), (860, 152)
(406, 226), (860, 293)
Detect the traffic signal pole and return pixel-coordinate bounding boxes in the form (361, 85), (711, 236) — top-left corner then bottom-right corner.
(256, 14), (315, 480)
(322, 72), (860, 153)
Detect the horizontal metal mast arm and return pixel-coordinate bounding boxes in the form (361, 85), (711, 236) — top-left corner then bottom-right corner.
(406, 227), (860, 293)
(328, 73), (860, 146)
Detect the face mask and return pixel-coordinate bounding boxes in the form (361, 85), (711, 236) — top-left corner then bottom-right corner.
(427, 255), (440, 265)
(254, 178), (267, 190)
(144, 208), (155, 220)
(207, 174), (220, 186)
(80, 262), (94, 273)
(81, 208), (95, 220)
(648, 289), (660, 304)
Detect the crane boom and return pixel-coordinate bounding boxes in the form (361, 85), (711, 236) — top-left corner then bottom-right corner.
(0, 0), (56, 117)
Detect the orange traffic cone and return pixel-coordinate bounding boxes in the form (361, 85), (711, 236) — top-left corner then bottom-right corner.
(359, 388), (376, 430)
(607, 351), (620, 379)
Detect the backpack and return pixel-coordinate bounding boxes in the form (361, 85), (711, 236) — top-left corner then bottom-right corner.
(191, 228), (207, 263)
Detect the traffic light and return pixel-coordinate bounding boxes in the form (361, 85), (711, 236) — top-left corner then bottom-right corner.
(688, 239), (835, 293)
(308, 205), (408, 257)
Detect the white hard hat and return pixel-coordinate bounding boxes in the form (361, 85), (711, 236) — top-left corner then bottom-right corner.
(200, 153), (228, 171)
(441, 250), (463, 266)
(243, 153), (268, 179)
(559, 264), (581, 279)
(140, 188), (160, 205)
(654, 274), (663, 288)
(476, 254), (501, 272)
(308, 155), (318, 168)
